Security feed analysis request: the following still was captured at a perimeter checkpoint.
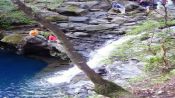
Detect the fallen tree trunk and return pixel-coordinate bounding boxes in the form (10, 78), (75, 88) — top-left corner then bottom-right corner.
(11, 0), (133, 97)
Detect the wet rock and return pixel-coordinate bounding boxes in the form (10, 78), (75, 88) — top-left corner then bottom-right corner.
(73, 32), (90, 37)
(0, 41), (17, 53)
(22, 36), (49, 56)
(0, 33), (68, 60)
(58, 23), (87, 30)
(104, 30), (126, 35)
(100, 34), (114, 39)
(56, 5), (88, 16)
(69, 16), (89, 23)
(96, 68), (107, 76)
(64, 81), (94, 98)
(58, 23), (70, 29)
(123, 22), (137, 26)
(111, 16), (126, 23)
(89, 19), (110, 24)
(66, 32), (78, 38)
(89, 12), (107, 19)
(0, 31), (7, 40)
(105, 60), (143, 84)
(39, 10), (68, 22)
(76, 24), (118, 31)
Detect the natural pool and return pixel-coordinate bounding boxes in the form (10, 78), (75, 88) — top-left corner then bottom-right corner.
(0, 52), (60, 97)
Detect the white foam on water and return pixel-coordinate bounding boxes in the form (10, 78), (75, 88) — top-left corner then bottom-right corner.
(46, 35), (139, 84)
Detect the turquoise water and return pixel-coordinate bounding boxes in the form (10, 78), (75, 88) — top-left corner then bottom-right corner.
(0, 52), (49, 97)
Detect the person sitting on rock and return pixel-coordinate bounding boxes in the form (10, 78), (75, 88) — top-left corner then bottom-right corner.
(111, 2), (126, 14)
(48, 35), (57, 42)
(48, 34), (61, 44)
(29, 29), (39, 37)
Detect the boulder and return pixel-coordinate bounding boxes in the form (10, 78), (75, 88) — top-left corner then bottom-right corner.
(125, 1), (140, 12)
(38, 10), (68, 22)
(69, 16), (89, 23)
(73, 32), (90, 37)
(89, 19), (110, 24)
(22, 36), (50, 56)
(22, 36), (68, 60)
(111, 16), (127, 23)
(55, 5), (88, 16)
(0, 34), (68, 60)
(0, 31), (7, 40)
(66, 32), (90, 38)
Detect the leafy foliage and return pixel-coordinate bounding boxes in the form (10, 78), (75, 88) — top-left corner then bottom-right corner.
(128, 19), (175, 35)
(0, 0), (33, 29)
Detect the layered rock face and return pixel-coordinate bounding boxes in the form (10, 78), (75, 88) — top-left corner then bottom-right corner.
(0, 0), (148, 60)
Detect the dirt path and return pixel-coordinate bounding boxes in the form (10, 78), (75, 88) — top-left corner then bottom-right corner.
(134, 76), (175, 98)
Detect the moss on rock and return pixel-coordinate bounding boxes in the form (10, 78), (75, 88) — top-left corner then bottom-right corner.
(94, 80), (132, 97)
(0, 0), (34, 29)
(1, 34), (23, 44)
(45, 15), (68, 22)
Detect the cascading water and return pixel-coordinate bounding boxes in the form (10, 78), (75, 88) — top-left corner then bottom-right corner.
(46, 35), (138, 84)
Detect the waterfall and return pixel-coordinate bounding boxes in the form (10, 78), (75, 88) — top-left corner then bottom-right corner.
(46, 35), (138, 84)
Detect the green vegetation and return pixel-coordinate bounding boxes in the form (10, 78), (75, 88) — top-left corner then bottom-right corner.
(0, 0), (65, 29)
(94, 80), (130, 97)
(1, 34), (23, 44)
(152, 69), (175, 83)
(0, 0), (34, 29)
(128, 20), (160, 35)
(129, 69), (175, 88)
(26, 0), (64, 10)
(99, 19), (175, 73)
(128, 19), (175, 35)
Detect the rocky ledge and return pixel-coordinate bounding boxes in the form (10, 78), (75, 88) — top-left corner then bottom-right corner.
(0, 0), (148, 61)
(0, 31), (69, 64)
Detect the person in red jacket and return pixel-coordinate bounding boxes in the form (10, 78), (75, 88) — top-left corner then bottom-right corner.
(48, 35), (57, 41)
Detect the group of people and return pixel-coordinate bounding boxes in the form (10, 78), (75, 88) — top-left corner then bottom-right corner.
(111, 0), (175, 14)
(29, 29), (58, 42)
(136, 0), (175, 7)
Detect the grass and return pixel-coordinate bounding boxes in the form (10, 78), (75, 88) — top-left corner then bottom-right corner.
(0, 0), (34, 29)
(26, 0), (64, 10)
(127, 20), (160, 35)
(127, 19), (175, 35)
(128, 69), (175, 89)
(99, 18), (175, 73)
(0, 0), (64, 29)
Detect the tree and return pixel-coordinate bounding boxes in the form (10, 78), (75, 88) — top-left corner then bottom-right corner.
(11, 0), (133, 97)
